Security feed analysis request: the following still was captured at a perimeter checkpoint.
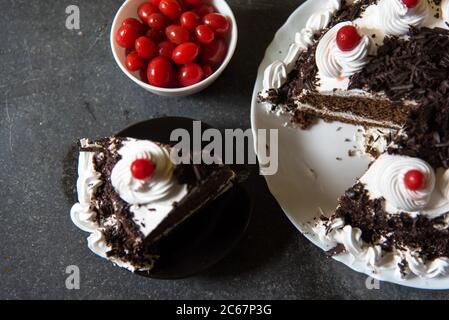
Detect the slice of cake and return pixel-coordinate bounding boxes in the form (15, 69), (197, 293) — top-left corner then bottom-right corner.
(260, 0), (449, 155)
(314, 90), (449, 279)
(70, 137), (236, 271)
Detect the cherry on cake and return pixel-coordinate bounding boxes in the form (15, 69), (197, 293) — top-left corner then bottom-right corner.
(70, 137), (235, 271)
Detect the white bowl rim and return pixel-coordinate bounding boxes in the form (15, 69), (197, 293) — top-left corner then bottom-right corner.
(110, 0), (238, 94)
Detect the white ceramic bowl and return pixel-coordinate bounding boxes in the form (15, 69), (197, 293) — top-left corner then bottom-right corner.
(111, 0), (238, 97)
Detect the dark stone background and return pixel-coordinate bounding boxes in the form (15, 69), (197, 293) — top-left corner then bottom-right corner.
(1, 0), (448, 299)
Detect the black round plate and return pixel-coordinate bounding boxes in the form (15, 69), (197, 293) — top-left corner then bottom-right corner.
(117, 117), (252, 279)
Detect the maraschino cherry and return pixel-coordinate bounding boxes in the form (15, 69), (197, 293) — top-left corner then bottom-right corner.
(404, 169), (425, 191)
(131, 159), (155, 180)
(402, 0), (419, 9)
(336, 25), (362, 52)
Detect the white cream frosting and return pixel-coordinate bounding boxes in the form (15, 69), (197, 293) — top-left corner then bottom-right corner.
(378, 0), (429, 36)
(316, 22), (372, 79)
(295, 28), (315, 48)
(443, 0), (449, 22)
(262, 60), (287, 91)
(306, 11), (333, 33)
(327, 0), (342, 12)
(283, 43), (303, 72)
(70, 140), (103, 233)
(111, 139), (187, 206)
(406, 253), (449, 278)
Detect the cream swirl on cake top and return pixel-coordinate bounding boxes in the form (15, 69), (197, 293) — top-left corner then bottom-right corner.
(111, 139), (180, 205)
(378, 156), (435, 212)
(316, 22), (372, 79)
(378, 0), (429, 36)
(359, 154), (448, 216)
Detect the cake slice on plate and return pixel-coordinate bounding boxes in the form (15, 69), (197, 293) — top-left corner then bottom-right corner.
(314, 92), (449, 279)
(260, 0), (449, 155)
(70, 137), (236, 271)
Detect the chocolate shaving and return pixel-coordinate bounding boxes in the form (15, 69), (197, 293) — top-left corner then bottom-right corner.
(389, 93), (449, 169)
(350, 27), (449, 103)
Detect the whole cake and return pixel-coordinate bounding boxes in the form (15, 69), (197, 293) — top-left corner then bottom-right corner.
(70, 137), (235, 271)
(261, 0), (449, 279)
(260, 0), (449, 156)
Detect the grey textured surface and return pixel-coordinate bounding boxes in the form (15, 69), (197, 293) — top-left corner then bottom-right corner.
(1, 0), (449, 300)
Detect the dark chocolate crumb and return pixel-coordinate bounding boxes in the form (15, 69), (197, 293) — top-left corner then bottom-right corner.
(326, 244), (346, 257)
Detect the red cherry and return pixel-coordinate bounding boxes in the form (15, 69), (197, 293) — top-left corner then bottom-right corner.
(147, 56), (174, 87)
(201, 37), (227, 66)
(402, 0), (419, 8)
(165, 25), (190, 44)
(150, 0), (161, 6)
(126, 51), (144, 71)
(185, 0), (204, 5)
(122, 18), (145, 34)
(336, 25), (362, 52)
(178, 63), (204, 87)
(159, 40), (177, 59)
(146, 29), (165, 43)
(203, 13), (230, 34)
(194, 4), (215, 17)
(116, 25), (141, 49)
(138, 2), (159, 23)
(170, 75), (180, 88)
(172, 42), (200, 64)
(140, 61), (149, 83)
(159, 0), (182, 19)
(147, 13), (170, 30)
(131, 159), (155, 180)
(202, 64), (213, 78)
(404, 170), (426, 191)
(195, 24), (215, 44)
(180, 11), (201, 30)
(135, 36), (158, 59)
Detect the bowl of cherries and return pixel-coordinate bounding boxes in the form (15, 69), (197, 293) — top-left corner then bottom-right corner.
(111, 0), (238, 96)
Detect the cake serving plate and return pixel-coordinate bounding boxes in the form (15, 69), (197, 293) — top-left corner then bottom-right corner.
(250, 0), (449, 290)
